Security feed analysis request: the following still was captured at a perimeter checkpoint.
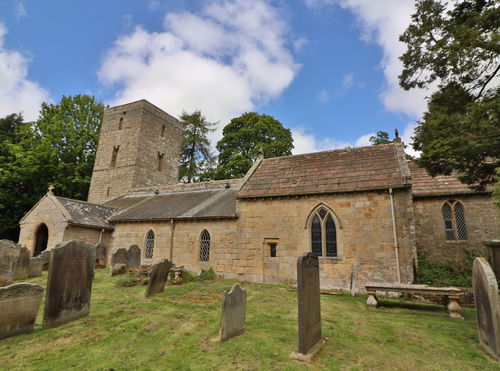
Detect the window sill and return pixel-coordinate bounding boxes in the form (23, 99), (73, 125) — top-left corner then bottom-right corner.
(319, 256), (344, 264)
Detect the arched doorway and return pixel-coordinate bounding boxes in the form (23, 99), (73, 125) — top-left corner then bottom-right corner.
(34, 224), (48, 257)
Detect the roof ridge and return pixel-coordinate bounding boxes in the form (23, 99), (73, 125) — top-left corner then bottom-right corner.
(55, 196), (116, 209)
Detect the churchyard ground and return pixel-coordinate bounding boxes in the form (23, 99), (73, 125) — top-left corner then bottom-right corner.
(0, 270), (497, 370)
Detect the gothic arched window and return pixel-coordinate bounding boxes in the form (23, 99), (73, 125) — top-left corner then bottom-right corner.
(199, 230), (210, 262)
(442, 200), (467, 241)
(145, 230), (155, 259)
(310, 207), (338, 257)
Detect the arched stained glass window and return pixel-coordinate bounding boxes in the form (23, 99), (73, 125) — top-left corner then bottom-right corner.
(145, 230), (155, 259)
(442, 200), (467, 241)
(325, 215), (337, 257)
(311, 215), (322, 257)
(309, 206), (338, 257)
(200, 230), (210, 262)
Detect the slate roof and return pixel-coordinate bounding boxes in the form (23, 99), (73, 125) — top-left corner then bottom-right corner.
(409, 162), (480, 197)
(56, 197), (116, 229)
(107, 188), (237, 222)
(238, 143), (411, 199)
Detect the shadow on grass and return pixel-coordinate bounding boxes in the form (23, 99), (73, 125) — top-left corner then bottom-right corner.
(376, 299), (445, 312)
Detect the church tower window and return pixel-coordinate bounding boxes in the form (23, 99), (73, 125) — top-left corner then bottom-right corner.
(110, 146), (119, 167)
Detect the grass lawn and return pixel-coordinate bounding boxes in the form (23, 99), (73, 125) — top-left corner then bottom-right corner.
(0, 270), (497, 370)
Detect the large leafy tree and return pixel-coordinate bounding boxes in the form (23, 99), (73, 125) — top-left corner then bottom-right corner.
(178, 110), (216, 183)
(213, 112), (293, 180)
(0, 95), (105, 241)
(399, 0), (499, 191)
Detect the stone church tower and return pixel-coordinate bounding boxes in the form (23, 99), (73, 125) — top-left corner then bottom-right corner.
(87, 100), (182, 204)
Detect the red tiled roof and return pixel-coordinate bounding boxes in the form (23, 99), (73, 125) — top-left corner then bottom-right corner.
(238, 143), (410, 198)
(409, 162), (479, 197)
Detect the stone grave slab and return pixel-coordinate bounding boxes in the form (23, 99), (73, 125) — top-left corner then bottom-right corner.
(128, 245), (141, 268)
(219, 283), (246, 341)
(39, 250), (51, 270)
(290, 253), (326, 362)
(28, 257), (44, 278)
(472, 257), (500, 361)
(13, 246), (30, 280)
(145, 259), (173, 297)
(95, 243), (107, 268)
(110, 248), (128, 276)
(0, 283), (43, 339)
(0, 240), (21, 286)
(43, 240), (96, 329)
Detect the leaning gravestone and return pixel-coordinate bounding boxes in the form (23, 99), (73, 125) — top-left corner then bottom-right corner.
(219, 283), (247, 341)
(0, 240), (21, 286)
(128, 245), (141, 268)
(43, 240), (96, 329)
(110, 248), (129, 276)
(13, 246), (30, 280)
(145, 259), (173, 297)
(95, 243), (107, 268)
(39, 250), (51, 270)
(28, 257), (44, 278)
(0, 283), (43, 339)
(472, 257), (500, 361)
(290, 253), (325, 362)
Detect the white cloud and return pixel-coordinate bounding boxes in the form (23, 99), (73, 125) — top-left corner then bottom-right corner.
(316, 89), (330, 103)
(99, 0), (299, 142)
(0, 23), (50, 121)
(292, 126), (377, 155)
(15, 1), (27, 20)
(293, 37), (308, 53)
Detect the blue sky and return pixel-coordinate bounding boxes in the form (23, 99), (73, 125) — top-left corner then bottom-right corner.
(0, 0), (430, 154)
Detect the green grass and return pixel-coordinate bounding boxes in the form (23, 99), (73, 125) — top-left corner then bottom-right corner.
(0, 270), (497, 370)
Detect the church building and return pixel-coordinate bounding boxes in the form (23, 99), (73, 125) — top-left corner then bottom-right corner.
(18, 100), (499, 291)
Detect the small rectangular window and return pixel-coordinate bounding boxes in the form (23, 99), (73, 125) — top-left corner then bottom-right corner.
(118, 117), (123, 130)
(161, 125), (165, 137)
(270, 243), (277, 257)
(157, 152), (164, 171)
(110, 146), (119, 167)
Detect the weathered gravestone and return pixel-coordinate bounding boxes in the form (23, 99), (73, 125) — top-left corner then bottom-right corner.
(145, 259), (173, 297)
(43, 240), (96, 329)
(128, 245), (141, 268)
(39, 250), (51, 270)
(95, 243), (107, 268)
(290, 253), (326, 362)
(0, 283), (43, 339)
(13, 246), (30, 280)
(0, 240), (21, 286)
(472, 257), (500, 361)
(28, 257), (44, 278)
(110, 248), (128, 276)
(219, 283), (247, 341)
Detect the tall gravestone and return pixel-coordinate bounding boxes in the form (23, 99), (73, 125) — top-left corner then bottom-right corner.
(128, 245), (141, 268)
(0, 283), (43, 339)
(28, 257), (44, 278)
(219, 283), (247, 341)
(290, 253), (325, 362)
(13, 246), (30, 280)
(472, 257), (500, 361)
(0, 240), (21, 286)
(95, 243), (107, 268)
(110, 248), (128, 276)
(43, 240), (96, 329)
(145, 259), (173, 297)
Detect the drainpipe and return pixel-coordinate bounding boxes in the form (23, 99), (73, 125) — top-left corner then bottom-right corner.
(98, 228), (104, 245)
(169, 219), (175, 261)
(389, 188), (401, 283)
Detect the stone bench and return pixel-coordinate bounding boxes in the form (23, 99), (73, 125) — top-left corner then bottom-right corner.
(365, 283), (464, 319)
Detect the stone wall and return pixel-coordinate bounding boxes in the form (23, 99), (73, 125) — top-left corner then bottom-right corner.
(88, 100), (182, 204)
(63, 226), (113, 254)
(18, 195), (67, 256)
(413, 194), (499, 263)
(234, 189), (416, 290)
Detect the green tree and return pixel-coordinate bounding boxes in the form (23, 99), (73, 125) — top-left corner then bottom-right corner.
(213, 112), (293, 180)
(399, 0), (500, 191)
(369, 131), (391, 145)
(0, 95), (105, 241)
(178, 110), (216, 183)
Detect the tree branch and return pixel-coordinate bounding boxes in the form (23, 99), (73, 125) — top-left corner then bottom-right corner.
(475, 62), (500, 101)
